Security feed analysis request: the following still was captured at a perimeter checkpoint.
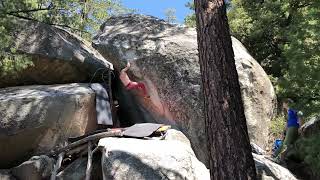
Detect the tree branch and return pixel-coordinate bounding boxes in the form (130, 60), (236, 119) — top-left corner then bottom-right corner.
(4, 13), (90, 34)
(50, 152), (65, 180)
(296, 2), (313, 9)
(7, 7), (51, 14)
(5, 12), (35, 21)
(50, 131), (123, 156)
(49, 23), (91, 34)
(85, 141), (93, 180)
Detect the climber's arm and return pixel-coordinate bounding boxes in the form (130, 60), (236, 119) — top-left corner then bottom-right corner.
(121, 62), (131, 72)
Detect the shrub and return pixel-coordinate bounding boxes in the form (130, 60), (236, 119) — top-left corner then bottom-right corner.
(294, 133), (320, 177)
(0, 54), (33, 78)
(270, 115), (286, 139)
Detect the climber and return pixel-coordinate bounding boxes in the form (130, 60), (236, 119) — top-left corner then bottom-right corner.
(273, 98), (302, 162)
(120, 62), (149, 98)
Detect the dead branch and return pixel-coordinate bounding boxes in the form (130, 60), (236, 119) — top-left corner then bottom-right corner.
(92, 146), (99, 154)
(65, 143), (88, 157)
(101, 148), (107, 180)
(50, 152), (65, 180)
(68, 129), (110, 143)
(7, 7), (51, 14)
(85, 142), (101, 180)
(85, 141), (93, 180)
(51, 131), (123, 155)
(2, 13), (90, 34)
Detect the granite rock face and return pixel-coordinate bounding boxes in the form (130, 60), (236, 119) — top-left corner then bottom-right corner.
(11, 155), (54, 180)
(1, 18), (113, 88)
(0, 83), (98, 168)
(253, 153), (297, 180)
(98, 137), (209, 180)
(0, 169), (16, 180)
(56, 156), (102, 180)
(299, 115), (320, 137)
(93, 15), (277, 165)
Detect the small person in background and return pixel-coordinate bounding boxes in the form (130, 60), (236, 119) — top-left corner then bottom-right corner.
(274, 98), (302, 162)
(119, 62), (150, 98)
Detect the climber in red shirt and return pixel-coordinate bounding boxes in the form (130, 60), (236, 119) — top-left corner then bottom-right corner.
(120, 62), (149, 98)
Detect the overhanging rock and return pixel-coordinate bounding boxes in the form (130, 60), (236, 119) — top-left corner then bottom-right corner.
(1, 18), (113, 88)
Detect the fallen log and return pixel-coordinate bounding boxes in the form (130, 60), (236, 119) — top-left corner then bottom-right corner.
(85, 141), (93, 180)
(101, 147), (107, 180)
(68, 129), (111, 143)
(51, 131), (123, 156)
(85, 141), (100, 180)
(65, 143), (88, 157)
(50, 152), (65, 180)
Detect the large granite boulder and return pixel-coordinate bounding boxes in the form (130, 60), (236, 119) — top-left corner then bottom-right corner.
(56, 129), (199, 180)
(98, 137), (209, 180)
(299, 115), (320, 137)
(253, 153), (297, 180)
(11, 155), (54, 180)
(0, 83), (98, 168)
(249, 144), (297, 179)
(0, 18), (113, 88)
(0, 170), (16, 180)
(92, 14), (277, 165)
(56, 156), (102, 180)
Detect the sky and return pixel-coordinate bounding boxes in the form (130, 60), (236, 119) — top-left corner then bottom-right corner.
(121, 0), (193, 24)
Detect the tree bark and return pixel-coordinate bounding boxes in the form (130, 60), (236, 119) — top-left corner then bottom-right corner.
(194, 0), (257, 179)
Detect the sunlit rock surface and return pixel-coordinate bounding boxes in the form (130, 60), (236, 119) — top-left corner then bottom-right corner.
(0, 83), (97, 168)
(93, 14), (277, 165)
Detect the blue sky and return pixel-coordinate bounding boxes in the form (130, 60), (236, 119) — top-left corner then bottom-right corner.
(121, 0), (193, 23)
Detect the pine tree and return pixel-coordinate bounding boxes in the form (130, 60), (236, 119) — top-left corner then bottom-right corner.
(195, 0), (257, 179)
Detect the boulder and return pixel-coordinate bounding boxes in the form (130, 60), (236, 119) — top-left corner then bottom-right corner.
(11, 155), (54, 180)
(164, 129), (191, 147)
(56, 156), (102, 180)
(232, 38), (277, 148)
(251, 142), (266, 155)
(1, 18), (113, 88)
(98, 137), (209, 180)
(92, 14), (277, 165)
(300, 115), (320, 137)
(253, 153), (297, 180)
(0, 169), (16, 180)
(0, 83), (98, 168)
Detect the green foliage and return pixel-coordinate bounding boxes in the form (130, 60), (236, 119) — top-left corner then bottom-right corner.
(0, 0), (131, 81)
(164, 8), (177, 24)
(184, 13), (196, 27)
(184, 0), (320, 117)
(295, 133), (320, 177)
(0, 0), (131, 39)
(228, 0), (320, 117)
(184, 1), (195, 27)
(270, 115), (286, 139)
(0, 55), (33, 78)
(184, 0), (231, 27)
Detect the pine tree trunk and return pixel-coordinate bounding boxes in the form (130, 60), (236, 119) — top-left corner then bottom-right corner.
(194, 0), (257, 179)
